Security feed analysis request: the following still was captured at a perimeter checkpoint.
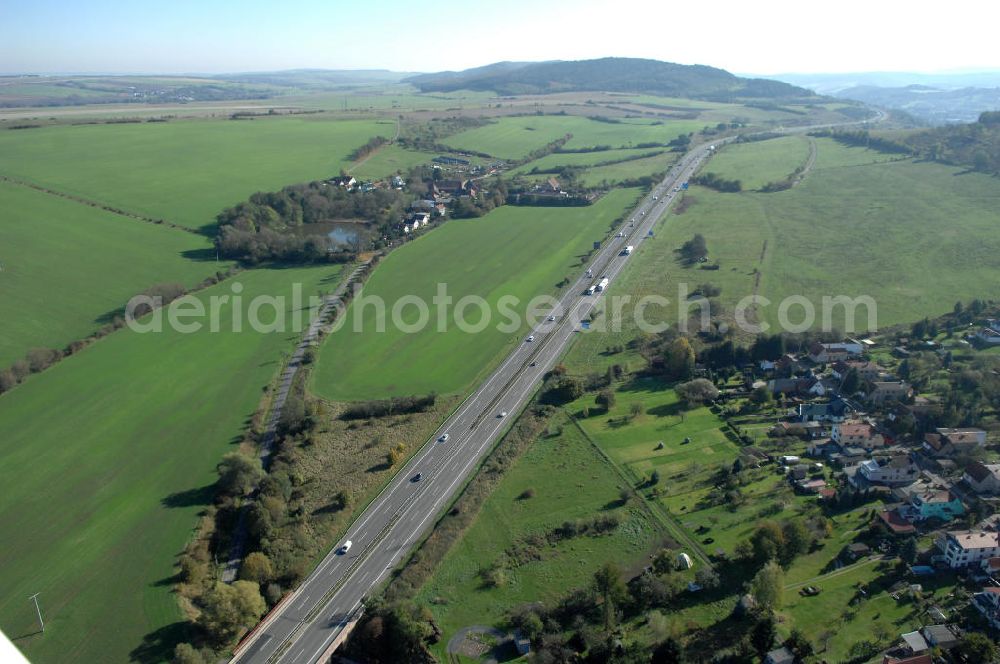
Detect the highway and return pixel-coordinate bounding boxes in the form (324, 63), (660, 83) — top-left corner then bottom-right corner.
(230, 110), (885, 663)
(230, 141), (716, 664)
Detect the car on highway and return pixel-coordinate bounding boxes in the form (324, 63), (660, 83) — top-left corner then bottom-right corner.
(653, 195), (658, 200)
(438, 433), (449, 442)
(498, 411), (507, 418)
(529, 361), (537, 367)
(339, 540), (352, 554)
(411, 472), (422, 482)
(547, 315), (556, 321)
(526, 335), (534, 342)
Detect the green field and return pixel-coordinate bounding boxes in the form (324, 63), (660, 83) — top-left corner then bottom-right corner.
(568, 378), (735, 485)
(704, 135), (810, 190)
(348, 145), (439, 180)
(0, 181), (227, 366)
(567, 138), (1000, 374)
(0, 117), (393, 231)
(312, 189), (640, 401)
(416, 419), (663, 658)
(577, 150), (679, 187)
(0, 265), (343, 664)
(508, 147), (669, 175)
(442, 115), (703, 160)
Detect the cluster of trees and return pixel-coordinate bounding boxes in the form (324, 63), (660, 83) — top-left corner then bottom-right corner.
(540, 365), (586, 405)
(449, 178), (508, 217)
(736, 518), (817, 569)
(396, 115), (492, 154)
(896, 114), (1000, 173)
(344, 597), (439, 663)
(818, 129), (912, 155)
(215, 182), (412, 263)
(677, 233), (708, 264)
(690, 172), (742, 193)
(340, 393), (437, 420)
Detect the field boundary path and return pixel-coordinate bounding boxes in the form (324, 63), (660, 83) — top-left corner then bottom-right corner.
(791, 136), (818, 187)
(0, 173), (200, 234)
(221, 259), (373, 583)
(564, 411), (713, 568)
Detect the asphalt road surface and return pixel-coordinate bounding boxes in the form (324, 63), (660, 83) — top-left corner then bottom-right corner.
(231, 110), (884, 664)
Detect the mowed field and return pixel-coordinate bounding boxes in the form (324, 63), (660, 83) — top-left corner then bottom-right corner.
(311, 188), (640, 401)
(441, 115), (703, 160)
(0, 265), (344, 664)
(416, 419), (663, 659)
(566, 138), (1000, 374)
(0, 181), (226, 366)
(0, 117), (394, 231)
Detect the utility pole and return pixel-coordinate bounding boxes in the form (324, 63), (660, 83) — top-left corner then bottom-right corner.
(28, 593), (43, 633)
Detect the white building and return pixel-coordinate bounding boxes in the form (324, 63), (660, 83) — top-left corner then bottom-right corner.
(937, 530), (1000, 568)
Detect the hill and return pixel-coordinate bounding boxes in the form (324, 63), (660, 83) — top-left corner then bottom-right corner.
(898, 110), (1000, 172)
(405, 57), (813, 100)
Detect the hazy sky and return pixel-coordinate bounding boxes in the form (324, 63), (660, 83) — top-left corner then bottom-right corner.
(3, 0), (999, 76)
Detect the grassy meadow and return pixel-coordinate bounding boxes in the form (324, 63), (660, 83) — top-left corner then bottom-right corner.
(0, 117), (394, 231)
(311, 188), (640, 401)
(416, 418), (664, 659)
(0, 180), (228, 366)
(0, 265), (344, 664)
(704, 135), (811, 190)
(566, 138), (1000, 374)
(442, 115), (703, 160)
(568, 377), (735, 485)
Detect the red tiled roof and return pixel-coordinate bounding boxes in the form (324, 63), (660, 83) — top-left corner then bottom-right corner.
(883, 655), (932, 664)
(879, 509), (916, 534)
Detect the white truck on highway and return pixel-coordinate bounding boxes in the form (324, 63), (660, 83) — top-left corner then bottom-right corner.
(595, 277), (610, 292)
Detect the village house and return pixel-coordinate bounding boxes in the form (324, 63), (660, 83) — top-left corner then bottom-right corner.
(797, 397), (857, 423)
(832, 420), (886, 450)
(767, 375), (826, 397)
(406, 212), (430, 228)
(923, 427), (987, 457)
(536, 177), (564, 195)
(808, 341), (863, 364)
(964, 461), (1000, 495)
(763, 646), (795, 664)
(832, 359), (882, 382)
(879, 508), (918, 535)
(903, 489), (965, 523)
(327, 175), (356, 188)
(973, 587), (1000, 629)
(975, 319), (1000, 345)
(920, 624), (959, 650)
(937, 530), (1000, 568)
(868, 380), (913, 406)
(431, 178), (477, 198)
(849, 455), (919, 489)
(882, 656), (932, 664)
